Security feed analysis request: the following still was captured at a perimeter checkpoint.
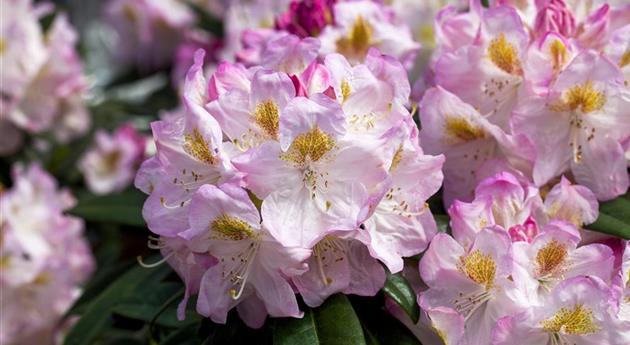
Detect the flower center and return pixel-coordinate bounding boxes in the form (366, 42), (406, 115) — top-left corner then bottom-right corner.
(280, 127), (335, 166)
(541, 304), (599, 335)
(549, 39), (567, 72)
(336, 16), (373, 61)
(0, 38), (6, 54)
(459, 250), (496, 289)
(551, 81), (606, 114)
(444, 116), (486, 143)
(535, 240), (568, 278)
(488, 33), (521, 75)
(210, 214), (257, 241)
(620, 49), (630, 68)
(340, 79), (351, 103)
(253, 100), (279, 139)
(183, 128), (216, 164)
(389, 145), (404, 172)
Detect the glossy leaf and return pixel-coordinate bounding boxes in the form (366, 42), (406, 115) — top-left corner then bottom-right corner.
(588, 193), (630, 239)
(382, 273), (420, 324)
(63, 262), (172, 345)
(68, 189), (146, 227)
(273, 294), (366, 345)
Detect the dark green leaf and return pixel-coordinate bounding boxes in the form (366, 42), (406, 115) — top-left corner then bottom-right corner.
(481, 0), (490, 8)
(63, 262), (172, 345)
(273, 294), (366, 345)
(350, 295), (421, 345)
(588, 193), (630, 239)
(434, 214), (450, 233)
(382, 273), (420, 324)
(67, 189), (146, 227)
(113, 283), (201, 328)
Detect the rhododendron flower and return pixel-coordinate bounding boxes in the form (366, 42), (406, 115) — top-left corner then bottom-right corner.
(0, 164), (94, 344)
(492, 276), (630, 345)
(104, 0), (195, 69)
(318, 0), (420, 68)
(448, 171), (543, 249)
(184, 183), (310, 327)
(419, 226), (525, 345)
(419, 87), (533, 205)
(512, 50), (630, 200)
(435, 5), (529, 130)
(513, 221), (615, 302)
(237, 94), (388, 247)
(1, 2), (90, 146)
(80, 124), (148, 195)
(292, 233), (385, 307)
(359, 118), (444, 273)
(137, 53), (236, 237)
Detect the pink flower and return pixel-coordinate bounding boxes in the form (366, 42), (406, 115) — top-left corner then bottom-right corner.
(2, 4), (90, 144)
(79, 124), (147, 195)
(0, 164), (94, 344)
(419, 227), (526, 344)
(492, 276), (629, 345)
(512, 50), (630, 200)
(184, 183), (310, 327)
(104, 0), (195, 69)
(137, 53), (236, 237)
(292, 234), (385, 307)
(434, 5), (528, 130)
(318, 0), (420, 68)
(418, 87), (533, 205)
(512, 221), (615, 302)
(359, 118), (444, 273)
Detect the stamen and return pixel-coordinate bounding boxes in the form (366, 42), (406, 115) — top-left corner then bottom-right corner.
(227, 241), (260, 300)
(312, 237), (347, 286)
(137, 252), (174, 268)
(452, 289), (492, 320)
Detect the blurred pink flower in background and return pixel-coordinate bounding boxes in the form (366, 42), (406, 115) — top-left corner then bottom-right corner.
(0, 164), (94, 345)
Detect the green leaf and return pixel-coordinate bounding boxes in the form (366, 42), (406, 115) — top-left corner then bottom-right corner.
(382, 273), (420, 324)
(63, 262), (172, 345)
(112, 283), (201, 328)
(273, 294), (366, 345)
(67, 189), (146, 226)
(481, 0), (490, 7)
(588, 193), (630, 239)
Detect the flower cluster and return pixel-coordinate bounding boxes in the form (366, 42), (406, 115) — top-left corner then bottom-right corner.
(0, 164), (94, 344)
(79, 123), (149, 195)
(0, 0), (90, 155)
(419, 0), (630, 204)
(397, 171), (629, 345)
(135, 43), (444, 326)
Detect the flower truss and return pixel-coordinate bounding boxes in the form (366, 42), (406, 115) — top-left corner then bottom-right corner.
(0, 164), (94, 344)
(135, 34), (445, 325)
(0, 0), (90, 155)
(126, 0), (630, 342)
